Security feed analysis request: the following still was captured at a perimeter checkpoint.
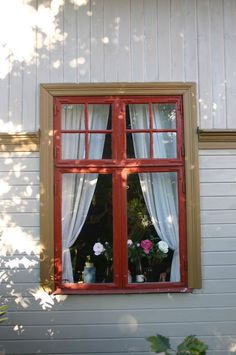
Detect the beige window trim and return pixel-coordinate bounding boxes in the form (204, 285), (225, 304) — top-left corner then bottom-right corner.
(0, 132), (39, 151)
(198, 129), (236, 149)
(40, 82), (201, 291)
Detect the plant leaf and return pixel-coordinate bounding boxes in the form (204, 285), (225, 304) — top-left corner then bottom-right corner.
(146, 334), (171, 354)
(177, 335), (208, 355)
(0, 305), (8, 325)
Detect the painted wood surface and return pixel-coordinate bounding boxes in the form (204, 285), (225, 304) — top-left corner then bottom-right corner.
(0, 0), (236, 130)
(0, 1), (236, 354)
(0, 149), (235, 354)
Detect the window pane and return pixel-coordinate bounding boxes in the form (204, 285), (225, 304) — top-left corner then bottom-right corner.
(88, 133), (111, 159)
(128, 104), (149, 129)
(62, 173), (113, 284)
(88, 104), (111, 130)
(127, 133), (150, 158)
(62, 133), (85, 159)
(61, 104), (85, 130)
(127, 172), (178, 283)
(62, 132), (111, 160)
(153, 103), (176, 129)
(153, 132), (177, 158)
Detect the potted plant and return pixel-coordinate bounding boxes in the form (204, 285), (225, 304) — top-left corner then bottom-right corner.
(93, 241), (113, 282)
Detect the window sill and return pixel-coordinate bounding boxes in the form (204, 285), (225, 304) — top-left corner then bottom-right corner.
(53, 286), (193, 295)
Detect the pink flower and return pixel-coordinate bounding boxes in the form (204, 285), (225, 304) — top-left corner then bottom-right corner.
(141, 239), (153, 254)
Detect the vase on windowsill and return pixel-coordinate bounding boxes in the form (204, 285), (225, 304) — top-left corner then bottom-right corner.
(135, 258), (145, 283)
(83, 256), (96, 283)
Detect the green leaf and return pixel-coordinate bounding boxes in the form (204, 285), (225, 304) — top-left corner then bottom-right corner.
(0, 317), (7, 324)
(0, 304), (8, 324)
(146, 334), (171, 354)
(177, 335), (208, 355)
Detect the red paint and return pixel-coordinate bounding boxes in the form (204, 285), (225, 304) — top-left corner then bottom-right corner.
(53, 95), (187, 293)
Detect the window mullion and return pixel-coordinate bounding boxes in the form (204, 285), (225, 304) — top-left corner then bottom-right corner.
(149, 103), (154, 159)
(119, 169), (128, 288)
(85, 103), (89, 159)
(113, 170), (125, 288)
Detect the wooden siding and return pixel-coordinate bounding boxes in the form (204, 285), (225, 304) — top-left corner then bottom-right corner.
(0, 1), (236, 355)
(0, 150), (236, 353)
(0, 0), (236, 131)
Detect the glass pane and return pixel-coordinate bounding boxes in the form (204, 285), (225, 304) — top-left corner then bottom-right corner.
(88, 104), (111, 130)
(127, 133), (150, 158)
(153, 132), (177, 158)
(128, 104), (149, 129)
(62, 173), (113, 284)
(152, 103), (176, 129)
(62, 133), (85, 159)
(88, 133), (111, 159)
(61, 104), (85, 130)
(127, 172), (178, 283)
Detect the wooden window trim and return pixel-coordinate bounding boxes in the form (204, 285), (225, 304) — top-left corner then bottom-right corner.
(0, 132), (39, 152)
(198, 129), (236, 149)
(40, 83), (201, 292)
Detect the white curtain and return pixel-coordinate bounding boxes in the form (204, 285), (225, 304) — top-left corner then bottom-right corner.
(129, 104), (180, 282)
(61, 104), (109, 282)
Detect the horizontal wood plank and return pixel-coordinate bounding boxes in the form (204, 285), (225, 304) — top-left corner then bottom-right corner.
(201, 196), (236, 209)
(0, 199), (39, 213)
(199, 155), (236, 168)
(202, 238), (236, 252)
(0, 157), (39, 172)
(201, 224), (236, 238)
(200, 183), (236, 196)
(201, 210), (236, 224)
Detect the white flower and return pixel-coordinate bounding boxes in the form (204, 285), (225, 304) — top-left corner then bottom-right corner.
(93, 242), (105, 256)
(127, 239), (133, 246)
(157, 241), (169, 253)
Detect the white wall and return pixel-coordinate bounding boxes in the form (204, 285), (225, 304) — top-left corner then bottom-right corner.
(0, 0), (236, 131)
(0, 1), (236, 354)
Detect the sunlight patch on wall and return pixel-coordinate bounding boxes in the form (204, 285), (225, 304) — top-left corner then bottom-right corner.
(29, 287), (68, 310)
(69, 57), (86, 68)
(0, 180), (11, 196)
(0, 120), (23, 134)
(0, 0), (66, 79)
(30, 287), (55, 310)
(71, 0), (89, 7)
(118, 314), (138, 335)
(0, 227), (39, 255)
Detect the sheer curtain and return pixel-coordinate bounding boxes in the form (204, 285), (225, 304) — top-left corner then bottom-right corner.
(61, 104), (109, 282)
(129, 105), (180, 282)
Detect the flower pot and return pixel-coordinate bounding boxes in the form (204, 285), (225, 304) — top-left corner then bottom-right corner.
(136, 274), (145, 283)
(83, 264), (96, 283)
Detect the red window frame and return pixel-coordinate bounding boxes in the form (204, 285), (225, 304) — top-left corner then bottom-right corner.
(53, 95), (188, 294)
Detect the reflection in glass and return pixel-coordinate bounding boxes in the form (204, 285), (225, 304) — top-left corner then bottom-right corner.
(153, 103), (176, 129)
(153, 132), (177, 158)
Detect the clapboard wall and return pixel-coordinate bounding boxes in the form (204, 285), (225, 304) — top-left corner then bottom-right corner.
(0, 0), (236, 131)
(0, 1), (236, 354)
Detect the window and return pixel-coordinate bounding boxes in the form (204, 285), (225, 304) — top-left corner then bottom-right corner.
(40, 83), (201, 294)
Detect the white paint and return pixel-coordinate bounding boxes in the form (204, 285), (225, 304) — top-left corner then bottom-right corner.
(0, 2), (236, 355)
